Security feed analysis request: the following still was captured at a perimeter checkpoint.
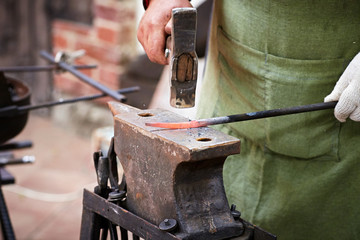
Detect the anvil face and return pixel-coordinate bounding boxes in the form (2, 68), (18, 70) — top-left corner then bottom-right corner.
(109, 102), (242, 239)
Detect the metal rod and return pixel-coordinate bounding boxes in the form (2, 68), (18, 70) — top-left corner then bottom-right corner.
(0, 64), (97, 73)
(120, 227), (128, 240)
(0, 141), (32, 151)
(109, 223), (119, 240)
(0, 156), (35, 166)
(146, 101), (338, 129)
(0, 86), (140, 117)
(40, 50), (125, 101)
(0, 171), (16, 240)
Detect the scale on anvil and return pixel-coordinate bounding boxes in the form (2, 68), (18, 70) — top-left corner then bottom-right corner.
(0, 50), (139, 240)
(79, 102), (277, 240)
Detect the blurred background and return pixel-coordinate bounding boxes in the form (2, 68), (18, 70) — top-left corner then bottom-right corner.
(0, 0), (210, 239)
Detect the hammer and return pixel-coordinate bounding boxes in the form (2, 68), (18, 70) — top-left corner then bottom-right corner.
(166, 8), (198, 108)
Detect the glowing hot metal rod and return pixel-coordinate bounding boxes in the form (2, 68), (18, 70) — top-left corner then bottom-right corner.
(145, 101), (338, 129)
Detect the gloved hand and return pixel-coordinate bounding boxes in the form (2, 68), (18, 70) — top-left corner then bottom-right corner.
(325, 52), (360, 122)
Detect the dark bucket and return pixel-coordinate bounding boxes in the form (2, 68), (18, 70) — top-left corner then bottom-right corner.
(0, 74), (31, 144)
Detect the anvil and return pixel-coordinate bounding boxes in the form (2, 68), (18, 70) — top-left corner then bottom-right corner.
(108, 102), (242, 239)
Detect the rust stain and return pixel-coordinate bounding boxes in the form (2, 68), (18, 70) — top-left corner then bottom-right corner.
(208, 217), (217, 234)
(136, 192), (143, 200)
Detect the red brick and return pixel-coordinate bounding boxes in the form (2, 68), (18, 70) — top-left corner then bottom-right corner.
(51, 3), (137, 100)
(94, 4), (118, 21)
(93, 96), (113, 105)
(75, 41), (121, 64)
(74, 58), (97, 77)
(97, 27), (117, 44)
(94, 4), (136, 22)
(55, 75), (96, 96)
(54, 67), (99, 94)
(117, 24), (135, 45)
(55, 73), (120, 106)
(116, 8), (136, 22)
(53, 20), (91, 36)
(53, 33), (68, 49)
(54, 75), (79, 94)
(99, 67), (120, 89)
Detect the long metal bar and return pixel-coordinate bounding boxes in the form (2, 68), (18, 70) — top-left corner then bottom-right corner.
(0, 156), (35, 166)
(40, 50), (125, 101)
(0, 86), (139, 117)
(0, 141), (32, 151)
(0, 171), (15, 240)
(0, 64), (97, 73)
(146, 101), (338, 129)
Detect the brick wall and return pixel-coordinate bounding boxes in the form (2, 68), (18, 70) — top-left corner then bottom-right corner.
(52, 0), (138, 103)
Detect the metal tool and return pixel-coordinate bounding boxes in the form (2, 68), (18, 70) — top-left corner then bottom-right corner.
(79, 102), (276, 239)
(83, 138), (133, 240)
(167, 8), (198, 108)
(54, 49), (86, 66)
(0, 156), (35, 166)
(146, 101), (338, 129)
(0, 64), (97, 73)
(0, 70), (138, 144)
(40, 50), (126, 101)
(0, 86), (139, 118)
(0, 141), (33, 240)
(0, 141), (32, 151)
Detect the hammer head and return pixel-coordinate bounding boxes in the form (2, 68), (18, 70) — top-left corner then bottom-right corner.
(169, 8), (198, 108)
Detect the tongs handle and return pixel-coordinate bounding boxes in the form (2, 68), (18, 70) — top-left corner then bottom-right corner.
(203, 101), (338, 126)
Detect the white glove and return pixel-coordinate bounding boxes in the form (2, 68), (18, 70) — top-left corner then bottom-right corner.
(325, 52), (360, 122)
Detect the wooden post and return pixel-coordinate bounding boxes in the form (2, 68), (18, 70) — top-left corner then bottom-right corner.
(0, 0), (53, 109)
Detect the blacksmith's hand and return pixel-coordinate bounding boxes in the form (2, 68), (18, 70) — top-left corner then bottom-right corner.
(325, 52), (360, 122)
(137, 0), (192, 65)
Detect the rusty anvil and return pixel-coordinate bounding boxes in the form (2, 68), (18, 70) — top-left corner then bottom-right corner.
(108, 102), (261, 239)
(167, 8), (198, 108)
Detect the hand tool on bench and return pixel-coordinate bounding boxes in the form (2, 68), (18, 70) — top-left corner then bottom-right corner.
(166, 8), (198, 108)
(146, 101), (338, 129)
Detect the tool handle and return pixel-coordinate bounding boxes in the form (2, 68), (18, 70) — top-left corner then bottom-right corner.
(200, 101), (338, 126)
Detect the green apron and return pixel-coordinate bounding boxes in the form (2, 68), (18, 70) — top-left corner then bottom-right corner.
(197, 1), (360, 239)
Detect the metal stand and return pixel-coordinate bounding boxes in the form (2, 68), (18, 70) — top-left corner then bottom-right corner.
(80, 188), (180, 240)
(80, 139), (276, 240)
(0, 169), (15, 240)
(0, 140), (35, 240)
